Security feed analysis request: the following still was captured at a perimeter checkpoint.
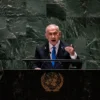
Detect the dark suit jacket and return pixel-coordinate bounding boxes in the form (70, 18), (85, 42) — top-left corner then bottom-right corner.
(33, 41), (82, 69)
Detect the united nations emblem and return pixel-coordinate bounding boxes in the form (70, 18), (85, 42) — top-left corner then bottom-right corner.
(41, 72), (64, 92)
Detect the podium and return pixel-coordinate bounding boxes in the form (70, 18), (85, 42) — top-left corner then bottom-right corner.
(22, 59), (83, 69)
(0, 70), (85, 100)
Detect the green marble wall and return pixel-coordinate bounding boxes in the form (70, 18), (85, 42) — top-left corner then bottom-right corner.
(0, 0), (100, 69)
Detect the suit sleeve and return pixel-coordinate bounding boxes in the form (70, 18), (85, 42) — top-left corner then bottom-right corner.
(32, 46), (42, 69)
(71, 55), (82, 69)
(70, 53), (82, 69)
(64, 49), (82, 69)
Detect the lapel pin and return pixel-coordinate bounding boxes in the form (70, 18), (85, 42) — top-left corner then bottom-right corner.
(61, 46), (63, 49)
(44, 47), (47, 49)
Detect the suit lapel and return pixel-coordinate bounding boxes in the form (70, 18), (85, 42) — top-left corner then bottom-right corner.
(43, 42), (50, 59)
(54, 41), (65, 68)
(56, 41), (65, 59)
(43, 42), (52, 68)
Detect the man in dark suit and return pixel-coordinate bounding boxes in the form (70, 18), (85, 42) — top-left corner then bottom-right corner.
(33, 24), (82, 69)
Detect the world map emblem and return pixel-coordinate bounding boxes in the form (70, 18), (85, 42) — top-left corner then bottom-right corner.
(41, 72), (64, 92)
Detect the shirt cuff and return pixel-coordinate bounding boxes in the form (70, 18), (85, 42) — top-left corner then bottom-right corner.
(70, 52), (77, 59)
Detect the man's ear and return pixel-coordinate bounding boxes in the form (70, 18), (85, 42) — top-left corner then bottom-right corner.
(59, 31), (62, 37)
(45, 33), (48, 39)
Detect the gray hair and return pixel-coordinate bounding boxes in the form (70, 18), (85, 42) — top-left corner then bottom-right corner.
(45, 24), (60, 33)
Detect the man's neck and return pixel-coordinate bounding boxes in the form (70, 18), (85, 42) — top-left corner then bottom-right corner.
(49, 40), (60, 48)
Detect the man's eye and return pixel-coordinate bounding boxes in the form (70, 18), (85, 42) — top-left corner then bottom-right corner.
(54, 32), (58, 35)
(48, 32), (57, 35)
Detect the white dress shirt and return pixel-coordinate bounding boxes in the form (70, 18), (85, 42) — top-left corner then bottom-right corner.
(49, 40), (77, 59)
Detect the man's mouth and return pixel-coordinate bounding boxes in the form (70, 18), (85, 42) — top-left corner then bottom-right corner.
(51, 40), (56, 42)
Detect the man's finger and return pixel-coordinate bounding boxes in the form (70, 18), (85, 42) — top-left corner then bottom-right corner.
(35, 68), (41, 70)
(70, 44), (72, 47)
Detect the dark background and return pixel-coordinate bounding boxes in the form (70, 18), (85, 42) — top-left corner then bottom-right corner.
(0, 70), (98, 100)
(0, 70), (100, 100)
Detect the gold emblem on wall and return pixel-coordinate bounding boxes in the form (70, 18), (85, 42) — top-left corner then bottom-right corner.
(41, 72), (64, 92)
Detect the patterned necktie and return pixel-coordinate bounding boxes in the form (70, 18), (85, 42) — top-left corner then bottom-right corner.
(51, 46), (56, 67)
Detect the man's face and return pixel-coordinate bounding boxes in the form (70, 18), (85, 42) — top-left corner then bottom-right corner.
(45, 26), (61, 46)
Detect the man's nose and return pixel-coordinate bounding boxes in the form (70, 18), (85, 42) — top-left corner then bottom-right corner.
(51, 34), (55, 38)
